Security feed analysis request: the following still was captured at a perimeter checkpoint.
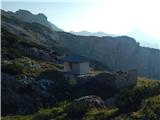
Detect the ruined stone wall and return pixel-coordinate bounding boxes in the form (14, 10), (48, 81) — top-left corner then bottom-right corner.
(114, 69), (137, 88)
(72, 70), (137, 89)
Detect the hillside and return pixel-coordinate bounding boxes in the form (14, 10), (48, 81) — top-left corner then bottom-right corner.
(2, 78), (160, 120)
(2, 9), (160, 79)
(1, 9), (160, 120)
(1, 9), (110, 116)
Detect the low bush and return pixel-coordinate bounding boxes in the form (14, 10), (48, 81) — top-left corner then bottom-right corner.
(83, 108), (119, 120)
(32, 107), (64, 120)
(2, 63), (23, 75)
(115, 78), (160, 112)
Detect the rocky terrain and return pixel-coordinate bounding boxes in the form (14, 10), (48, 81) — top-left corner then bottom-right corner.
(1, 9), (160, 120)
(1, 9), (110, 116)
(2, 9), (160, 79)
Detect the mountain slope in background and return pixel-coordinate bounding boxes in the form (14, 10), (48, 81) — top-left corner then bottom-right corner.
(70, 30), (160, 50)
(57, 32), (160, 79)
(5, 9), (63, 31)
(70, 30), (117, 37)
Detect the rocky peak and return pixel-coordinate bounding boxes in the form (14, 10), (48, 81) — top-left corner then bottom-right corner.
(3, 9), (62, 31)
(37, 13), (47, 21)
(15, 9), (32, 16)
(15, 9), (48, 23)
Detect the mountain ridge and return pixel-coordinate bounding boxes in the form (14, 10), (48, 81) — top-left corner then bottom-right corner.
(2, 9), (63, 32)
(70, 30), (117, 37)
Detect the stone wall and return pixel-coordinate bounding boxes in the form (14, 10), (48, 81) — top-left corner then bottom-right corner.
(115, 69), (137, 88)
(76, 69), (137, 89)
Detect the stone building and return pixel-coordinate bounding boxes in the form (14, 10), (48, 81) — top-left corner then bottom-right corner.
(64, 55), (90, 75)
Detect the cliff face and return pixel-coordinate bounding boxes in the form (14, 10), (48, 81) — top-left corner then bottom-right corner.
(57, 32), (160, 79)
(137, 47), (160, 79)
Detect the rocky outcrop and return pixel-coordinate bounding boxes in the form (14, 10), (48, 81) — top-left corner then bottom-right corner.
(65, 95), (105, 118)
(77, 70), (137, 89)
(69, 70), (137, 99)
(16, 44), (60, 62)
(1, 73), (56, 115)
(1, 73), (36, 115)
(74, 95), (105, 108)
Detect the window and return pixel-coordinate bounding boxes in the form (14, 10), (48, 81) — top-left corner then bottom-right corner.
(69, 62), (73, 69)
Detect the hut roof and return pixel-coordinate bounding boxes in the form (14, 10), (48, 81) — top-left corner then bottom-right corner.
(64, 55), (89, 63)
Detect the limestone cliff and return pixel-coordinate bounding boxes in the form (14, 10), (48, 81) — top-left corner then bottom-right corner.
(57, 32), (160, 79)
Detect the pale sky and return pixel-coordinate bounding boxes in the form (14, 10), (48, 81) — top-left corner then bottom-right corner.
(1, 0), (160, 49)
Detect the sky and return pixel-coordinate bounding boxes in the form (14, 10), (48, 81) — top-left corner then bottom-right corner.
(1, 0), (160, 49)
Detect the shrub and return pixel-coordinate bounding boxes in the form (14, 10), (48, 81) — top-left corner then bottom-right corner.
(115, 78), (160, 112)
(2, 48), (21, 60)
(32, 107), (65, 120)
(1, 115), (32, 120)
(2, 63), (23, 75)
(83, 108), (119, 120)
(130, 95), (160, 120)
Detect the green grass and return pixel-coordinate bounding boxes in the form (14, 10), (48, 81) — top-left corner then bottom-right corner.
(137, 77), (160, 87)
(83, 107), (119, 120)
(2, 101), (69, 120)
(32, 107), (65, 120)
(115, 77), (160, 111)
(130, 95), (160, 120)
(2, 57), (62, 78)
(2, 115), (33, 120)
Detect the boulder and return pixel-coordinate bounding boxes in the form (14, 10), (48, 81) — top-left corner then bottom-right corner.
(65, 95), (105, 118)
(74, 95), (105, 108)
(75, 72), (118, 99)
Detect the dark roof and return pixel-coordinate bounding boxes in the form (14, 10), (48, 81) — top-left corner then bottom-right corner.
(64, 55), (89, 63)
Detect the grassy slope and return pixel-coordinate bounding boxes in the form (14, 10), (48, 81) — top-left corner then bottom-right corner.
(2, 78), (160, 120)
